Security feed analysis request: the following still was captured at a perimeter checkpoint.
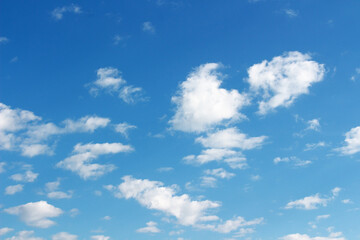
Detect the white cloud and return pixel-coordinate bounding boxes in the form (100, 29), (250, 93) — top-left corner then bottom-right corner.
(306, 119), (321, 131)
(5, 184), (24, 195)
(114, 122), (136, 138)
(157, 167), (174, 172)
(285, 188), (340, 210)
(4, 201), (63, 228)
(0, 227), (14, 236)
(305, 141), (326, 151)
(279, 233), (345, 240)
(57, 142), (133, 180)
(196, 128), (267, 150)
(251, 175), (261, 181)
(342, 199), (352, 204)
(204, 168), (235, 179)
(142, 22), (155, 33)
(63, 116), (110, 133)
(196, 216), (263, 233)
(45, 179), (73, 199)
(336, 126), (360, 155)
(105, 175), (220, 226)
(0, 162), (6, 173)
(89, 67), (143, 104)
(20, 144), (53, 157)
(247, 51), (325, 115)
(284, 9), (298, 18)
(0, 37), (9, 44)
(273, 156), (311, 167)
(170, 63), (249, 133)
(102, 216), (111, 220)
(52, 4), (81, 20)
(91, 236), (110, 240)
(11, 170), (38, 182)
(184, 148), (247, 169)
(200, 176), (218, 188)
(5, 230), (44, 240)
(52, 232), (77, 240)
(136, 221), (161, 233)
(69, 208), (79, 217)
(316, 214), (330, 221)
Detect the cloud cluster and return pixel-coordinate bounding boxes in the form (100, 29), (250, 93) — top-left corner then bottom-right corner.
(57, 142), (133, 179)
(89, 67), (143, 103)
(336, 126), (360, 155)
(5, 201), (63, 228)
(52, 4), (81, 20)
(45, 179), (73, 199)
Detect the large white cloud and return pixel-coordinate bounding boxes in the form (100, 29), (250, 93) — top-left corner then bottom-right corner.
(89, 67), (143, 103)
(336, 126), (360, 155)
(170, 63), (249, 133)
(105, 175), (220, 226)
(4, 201), (63, 228)
(57, 142), (133, 180)
(247, 51), (325, 115)
(196, 127), (267, 150)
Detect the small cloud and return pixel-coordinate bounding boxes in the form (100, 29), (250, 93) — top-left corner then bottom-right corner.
(0, 37), (9, 44)
(306, 119), (321, 131)
(274, 156), (311, 167)
(5, 184), (24, 195)
(113, 35), (130, 46)
(143, 21), (155, 34)
(69, 208), (79, 217)
(52, 4), (82, 20)
(284, 9), (298, 18)
(304, 141), (326, 151)
(342, 199), (353, 204)
(102, 216), (111, 220)
(10, 56), (18, 63)
(157, 167), (174, 172)
(251, 175), (261, 181)
(350, 67), (360, 81)
(114, 122), (136, 138)
(136, 221), (161, 233)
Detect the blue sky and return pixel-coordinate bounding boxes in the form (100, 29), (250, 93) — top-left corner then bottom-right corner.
(1, 1), (360, 240)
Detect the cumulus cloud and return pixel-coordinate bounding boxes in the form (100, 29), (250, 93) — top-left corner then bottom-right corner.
(5, 230), (44, 240)
(63, 116), (110, 133)
(247, 51), (325, 115)
(52, 232), (77, 240)
(142, 22), (155, 33)
(105, 175), (220, 226)
(136, 221), (161, 233)
(306, 119), (321, 131)
(4, 201), (63, 228)
(196, 127), (267, 150)
(57, 142), (133, 180)
(0, 227), (14, 236)
(11, 170), (38, 182)
(51, 4), (81, 20)
(285, 188), (340, 210)
(5, 184), (24, 195)
(170, 63), (249, 133)
(45, 179), (73, 199)
(336, 126), (360, 155)
(89, 67), (143, 103)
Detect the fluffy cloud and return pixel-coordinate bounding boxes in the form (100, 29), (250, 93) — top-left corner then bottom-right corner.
(4, 201), (63, 228)
(247, 51), (325, 114)
(105, 175), (220, 226)
(45, 179), (73, 199)
(52, 232), (77, 240)
(5, 231), (43, 240)
(204, 168), (235, 179)
(0, 227), (14, 236)
(285, 188), (340, 210)
(170, 63), (249, 133)
(11, 170), (38, 182)
(279, 233), (345, 240)
(57, 142), (133, 180)
(51, 4), (81, 20)
(336, 126), (360, 155)
(114, 122), (137, 138)
(0, 102), (112, 157)
(136, 221), (161, 233)
(5, 184), (24, 195)
(273, 156), (311, 167)
(196, 128), (267, 150)
(306, 119), (321, 131)
(89, 67), (143, 103)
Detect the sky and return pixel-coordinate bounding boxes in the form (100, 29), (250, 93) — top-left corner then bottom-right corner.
(1, 1), (360, 240)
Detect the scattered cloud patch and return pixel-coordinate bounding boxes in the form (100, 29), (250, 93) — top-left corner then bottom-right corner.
(305, 141), (326, 151)
(114, 122), (136, 138)
(52, 232), (78, 240)
(170, 63), (249, 133)
(52, 4), (81, 20)
(5, 230), (44, 240)
(280, 233), (345, 240)
(5, 184), (24, 195)
(142, 22), (155, 34)
(136, 221), (161, 233)
(0, 37), (9, 44)
(247, 51), (325, 115)
(157, 167), (174, 172)
(45, 179), (73, 199)
(91, 235), (110, 240)
(336, 126), (360, 155)
(306, 119), (321, 131)
(0, 162), (6, 173)
(284, 9), (298, 18)
(4, 201), (63, 228)
(273, 156), (311, 167)
(0, 227), (14, 236)
(57, 142), (133, 180)
(204, 168), (235, 179)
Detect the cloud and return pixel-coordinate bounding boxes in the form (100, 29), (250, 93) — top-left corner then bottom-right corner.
(285, 188), (340, 210)
(11, 170), (38, 182)
(0, 162), (6, 173)
(284, 9), (298, 18)
(63, 116), (110, 133)
(45, 179), (73, 199)
(114, 122), (137, 138)
(305, 141), (326, 151)
(0, 37), (9, 44)
(51, 4), (81, 20)
(5, 184), (24, 195)
(0, 227), (14, 236)
(204, 168), (235, 179)
(170, 63), (249, 133)
(196, 127), (267, 150)
(5, 230), (44, 240)
(52, 232), (77, 240)
(4, 201), (63, 228)
(157, 167), (174, 172)
(91, 236), (110, 240)
(57, 142), (133, 180)
(89, 67), (143, 103)
(336, 126), (360, 155)
(316, 214), (330, 221)
(273, 156), (311, 167)
(200, 176), (218, 188)
(279, 233), (345, 240)
(142, 22), (155, 33)
(136, 221), (161, 233)
(196, 216), (263, 233)
(184, 148), (248, 169)
(105, 175), (220, 226)
(247, 51), (325, 115)
(306, 119), (321, 131)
